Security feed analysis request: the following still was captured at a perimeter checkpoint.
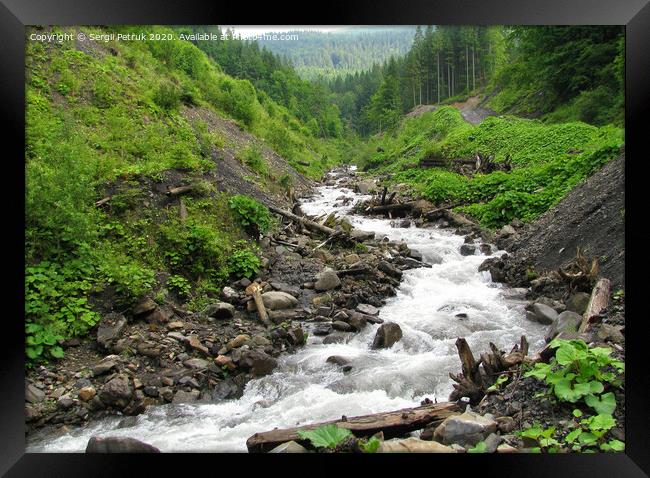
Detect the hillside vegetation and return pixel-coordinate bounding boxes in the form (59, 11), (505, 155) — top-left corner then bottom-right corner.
(25, 25), (348, 362)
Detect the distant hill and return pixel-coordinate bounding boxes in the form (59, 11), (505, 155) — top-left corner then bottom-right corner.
(256, 27), (416, 80)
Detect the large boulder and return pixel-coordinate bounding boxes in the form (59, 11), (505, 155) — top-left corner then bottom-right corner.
(203, 301), (235, 320)
(314, 269), (341, 292)
(433, 410), (497, 447)
(526, 303), (559, 325)
(356, 303), (379, 316)
(261, 291), (298, 310)
(86, 436), (160, 453)
(131, 297), (157, 316)
(545, 311), (583, 342)
(566, 292), (591, 314)
(356, 180), (375, 194)
(372, 322), (403, 349)
(96, 313), (127, 350)
(238, 350), (278, 377)
(99, 374), (133, 408)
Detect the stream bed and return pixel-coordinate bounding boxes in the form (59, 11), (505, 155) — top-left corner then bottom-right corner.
(27, 169), (546, 452)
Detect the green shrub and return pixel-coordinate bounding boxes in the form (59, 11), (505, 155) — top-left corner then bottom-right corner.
(298, 425), (353, 450)
(228, 194), (271, 236)
(240, 144), (268, 176)
(227, 243), (262, 279)
(153, 81), (181, 111)
(167, 274), (191, 297)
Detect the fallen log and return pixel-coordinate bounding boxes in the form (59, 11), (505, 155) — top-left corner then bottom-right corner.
(313, 230), (344, 251)
(366, 202), (414, 214)
(268, 205), (335, 236)
(246, 401), (460, 453)
(579, 278), (612, 333)
(165, 185), (194, 197)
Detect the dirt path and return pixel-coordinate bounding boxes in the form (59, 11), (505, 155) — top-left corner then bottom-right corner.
(452, 95), (497, 125)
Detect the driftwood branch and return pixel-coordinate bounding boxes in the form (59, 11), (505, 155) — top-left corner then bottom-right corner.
(246, 401), (460, 453)
(165, 185), (194, 197)
(268, 205), (335, 236)
(366, 202), (414, 214)
(95, 196), (112, 207)
(579, 278), (612, 333)
(246, 283), (271, 327)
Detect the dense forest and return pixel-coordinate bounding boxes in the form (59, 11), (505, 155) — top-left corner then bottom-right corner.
(256, 27), (416, 80)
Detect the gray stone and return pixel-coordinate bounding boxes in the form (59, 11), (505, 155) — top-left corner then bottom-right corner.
(372, 322), (403, 349)
(269, 441), (309, 453)
(566, 292), (591, 314)
(203, 301), (235, 320)
(86, 436), (160, 453)
(529, 303), (559, 325)
(312, 324), (332, 336)
(356, 303), (379, 316)
(433, 410), (498, 447)
(332, 321), (353, 332)
(238, 350), (277, 377)
(408, 249), (423, 261)
(460, 244), (476, 256)
(484, 433), (502, 453)
(172, 390), (200, 404)
(500, 225), (517, 236)
(344, 254), (361, 265)
(348, 314), (367, 331)
(96, 313), (127, 349)
(356, 180), (375, 194)
(99, 374), (133, 408)
(92, 355), (120, 376)
(220, 286), (239, 301)
(261, 291), (298, 310)
(377, 437), (455, 453)
(314, 269), (341, 291)
(57, 395), (75, 410)
(183, 358), (209, 369)
(25, 382), (45, 403)
(326, 356), (350, 367)
(545, 311), (582, 342)
(597, 324), (625, 344)
(378, 261), (403, 279)
(132, 297), (157, 316)
(212, 380), (239, 400)
(350, 229), (375, 241)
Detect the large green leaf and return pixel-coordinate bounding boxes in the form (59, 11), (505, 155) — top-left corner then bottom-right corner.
(585, 392), (616, 415)
(298, 424), (353, 449)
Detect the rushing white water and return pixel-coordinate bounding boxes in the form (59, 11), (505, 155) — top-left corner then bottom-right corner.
(28, 169), (546, 453)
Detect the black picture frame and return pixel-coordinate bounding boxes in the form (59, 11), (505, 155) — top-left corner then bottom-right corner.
(2, 0), (648, 475)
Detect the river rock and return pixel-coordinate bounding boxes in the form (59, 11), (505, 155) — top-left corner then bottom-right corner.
(25, 382), (45, 403)
(203, 301), (235, 319)
(372, 322), (403, 349)
(261, 291), (298, 310)
(212, 379), (239, 400)
(326, 355), (351, 367)
(344, 254), (361, 265)
(566, 292), (591, 314)
(356, 180), (375, 194)
(221, 286), (239, 301)
(597, 324), (625, 343)
(528, 303), (559, 325)
(172, 390), (200, 404)
(86, 436), (160, 453)
(408, 249), (423, 261)
(545, 311), (582, 342)
(184, 358), (209, 369)
(378, 437), (455, 453)
(92, 355), (120, 376)
(78, 386), (97, 402)
(132, 297), (157, 316)
(350, 229), (375, 241)
(269, 441), (309, 453)
(312, 324), (332, 336)
(238, 350), (277, 377)
(460, 244), (476, 256)
(99, 374), (133, 408)
(356, 303), (379, 316)
(227, 334), (250, 350)
(314, 269), (341, 291)
(348, 314), (368, 331)
(378, 261), (402, 279)
(96, 313), (127, 349)
(433, 410), (497, 447)
(332, 321), (353, 332)
(500, 225), (517, 236)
